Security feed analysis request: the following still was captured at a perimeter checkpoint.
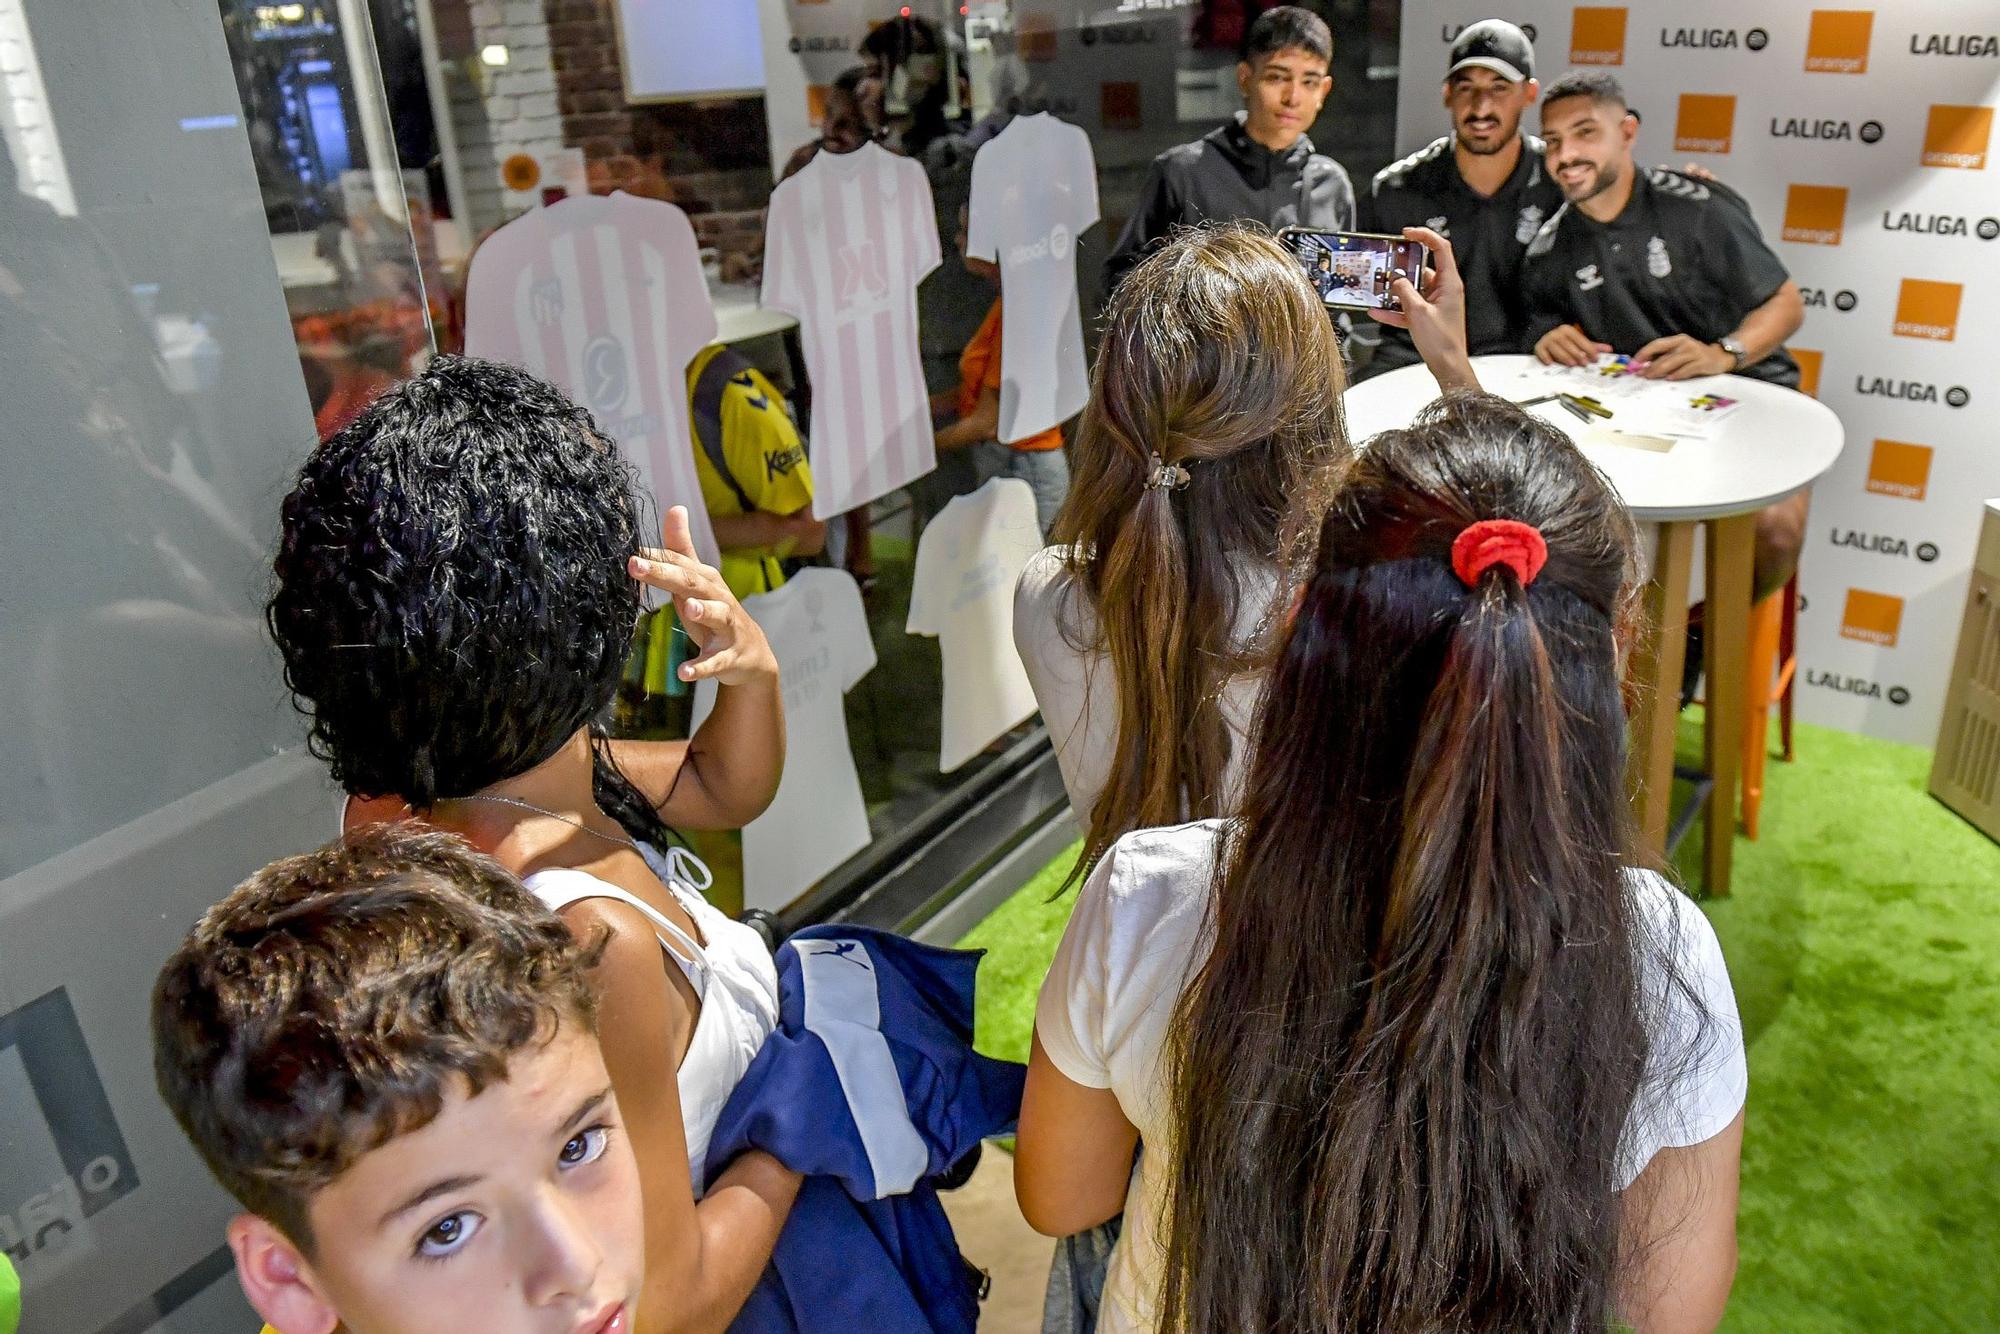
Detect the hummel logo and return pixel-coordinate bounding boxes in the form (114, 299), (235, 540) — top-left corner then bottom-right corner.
(1577, 263), (1605, 290)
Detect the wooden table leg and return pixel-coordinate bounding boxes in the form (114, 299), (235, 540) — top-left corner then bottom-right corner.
(1702, 513), (1758, 896)
(1628, 521), (1696, 859)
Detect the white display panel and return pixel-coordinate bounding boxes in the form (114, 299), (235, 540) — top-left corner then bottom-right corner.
(615, 0), (767, 102)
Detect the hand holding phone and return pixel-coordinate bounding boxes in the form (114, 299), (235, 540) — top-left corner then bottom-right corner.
(1367, 226), (1477, 393)
(1278, 228), (1430, 312)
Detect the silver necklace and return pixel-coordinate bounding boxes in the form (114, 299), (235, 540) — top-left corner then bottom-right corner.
(455, 794), (639, 851)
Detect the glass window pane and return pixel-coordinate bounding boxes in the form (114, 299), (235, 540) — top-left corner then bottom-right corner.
(0, 1), (429, 1327)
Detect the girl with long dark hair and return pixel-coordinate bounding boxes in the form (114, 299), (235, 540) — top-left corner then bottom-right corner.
(1016, 395), (1747, 1332)
(1014, 224), (1479, 889)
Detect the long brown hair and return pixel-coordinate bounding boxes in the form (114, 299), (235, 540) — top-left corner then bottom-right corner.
(1049, 225), (1346, 885)
(1161, 394), (1676, 1331)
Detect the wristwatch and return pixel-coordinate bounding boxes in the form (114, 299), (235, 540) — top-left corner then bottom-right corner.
(1718, 336), (1748, 371)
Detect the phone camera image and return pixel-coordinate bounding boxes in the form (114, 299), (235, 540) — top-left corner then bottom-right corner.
(1281, 230), (1423, 313)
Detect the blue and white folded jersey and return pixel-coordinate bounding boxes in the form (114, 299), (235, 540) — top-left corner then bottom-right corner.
(705, 925), (1026, 1333)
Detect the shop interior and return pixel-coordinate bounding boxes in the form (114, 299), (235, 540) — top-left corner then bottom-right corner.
(2, 1), (1998, 1331)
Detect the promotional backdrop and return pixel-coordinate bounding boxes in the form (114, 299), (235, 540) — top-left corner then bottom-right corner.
(1396, 4), (2000, 746)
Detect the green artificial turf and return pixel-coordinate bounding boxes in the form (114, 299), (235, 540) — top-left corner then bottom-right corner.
(956, 838), (1085, 1066)
(957, 720), (2000, 1331)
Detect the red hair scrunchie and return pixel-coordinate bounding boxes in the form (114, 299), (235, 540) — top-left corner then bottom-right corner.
(1451, 519), (1549, 588)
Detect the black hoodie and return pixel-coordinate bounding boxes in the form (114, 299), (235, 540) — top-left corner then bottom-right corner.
(1104, 111), (1356, 297)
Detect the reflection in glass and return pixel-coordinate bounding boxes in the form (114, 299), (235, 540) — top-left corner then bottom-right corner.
(1, 1), (432, 1328)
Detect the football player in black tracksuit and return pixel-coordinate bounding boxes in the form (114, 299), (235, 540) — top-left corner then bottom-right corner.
(1350, 20), (1564, 381)
(1103, 6), (1355, 298)
(1524, 69), (1809, 608)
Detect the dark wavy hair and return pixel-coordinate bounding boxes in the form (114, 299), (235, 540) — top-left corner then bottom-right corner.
(268, 355), (674, 844)
(152, 824), (604, 1253)
(1161, 394), (1683, 1331)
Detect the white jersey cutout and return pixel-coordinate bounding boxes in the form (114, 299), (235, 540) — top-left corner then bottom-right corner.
(694, 568), (876, 911)
(967, 112), (1099, 443)
(464, 191), (721, 562)
(908, 477), (1044, 771)
(762, 142), (942, 520)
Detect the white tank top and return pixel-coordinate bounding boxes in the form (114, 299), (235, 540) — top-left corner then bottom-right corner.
(523, 846), (780, 1196)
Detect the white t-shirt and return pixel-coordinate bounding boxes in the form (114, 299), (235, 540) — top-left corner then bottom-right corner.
(1035, 819), (1748, 1334)
(908, 478), (1044, 771)
(524, 852), (779, 1195)
(693, 568), (875, 912)
(1012, 547), (1276, 824)
(464, 192), (720, 564)
(762, 142), (941, 520)
(966, 112), (1099, 443)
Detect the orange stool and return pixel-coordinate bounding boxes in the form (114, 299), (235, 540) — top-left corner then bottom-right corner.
(1740, 572), (1799, 839)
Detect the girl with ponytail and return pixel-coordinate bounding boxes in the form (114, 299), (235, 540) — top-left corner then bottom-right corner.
(1014, 224), (1477, 887)
(1017, 394), (1747, 1332)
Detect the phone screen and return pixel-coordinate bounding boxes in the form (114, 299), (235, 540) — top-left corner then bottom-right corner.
(1280, 230), (1428, 311)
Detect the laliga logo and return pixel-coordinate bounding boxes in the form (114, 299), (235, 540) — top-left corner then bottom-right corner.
(1829, 527), (1941, 563)
(1805, 669), (1911, 705)
(1857, 376), (1971, 409)
(1799, 287), (1858, 310)
(1658, 26), (1766, 51)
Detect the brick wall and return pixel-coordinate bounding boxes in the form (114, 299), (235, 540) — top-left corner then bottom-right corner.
(544, 0), (773, 271)
(432, 0), (568, 235)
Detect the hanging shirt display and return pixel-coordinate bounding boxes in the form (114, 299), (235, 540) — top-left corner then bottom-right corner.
(762, 142), (942, 521)
(966, 112), (1099, 444)
(907, 478), (1043, 772)
(463, 192), (721, 563)
(694, 568), (876, 911)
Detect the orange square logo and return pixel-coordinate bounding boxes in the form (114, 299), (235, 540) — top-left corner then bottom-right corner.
(1804, 11), (1872, 73)
(1922, 104), (1993, 169)
(1101, 81), (1141, 130)
(1018, 14), (1057, 62)
(1569, 7), (1627, 65)
(1839, 589), (1904, 647)
(805, 84), (829, 124)
(1865, 439), (1934, 500)
(1791, 347), (1824, 398)
(1781, 185), (1847, 245)
(1674, 94), (1735, 154)
(1892, 278), (1962, 340)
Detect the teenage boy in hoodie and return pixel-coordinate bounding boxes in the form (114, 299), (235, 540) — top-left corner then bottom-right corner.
(1103, 6), (1354, 297)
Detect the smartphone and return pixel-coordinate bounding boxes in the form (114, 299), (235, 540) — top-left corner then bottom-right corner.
(1277, 228), (1429, 312)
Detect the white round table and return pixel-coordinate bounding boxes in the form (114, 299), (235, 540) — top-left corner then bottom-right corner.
(1344, 354), (1844, 521)
(1345, 354), (1845, 893)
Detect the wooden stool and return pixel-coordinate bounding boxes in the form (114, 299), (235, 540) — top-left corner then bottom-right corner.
(1740, 572), (1800, 840)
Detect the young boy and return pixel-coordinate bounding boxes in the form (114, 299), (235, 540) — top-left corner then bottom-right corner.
(152, 825), (644, 1334)
(1102, 5), (1354, 296)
